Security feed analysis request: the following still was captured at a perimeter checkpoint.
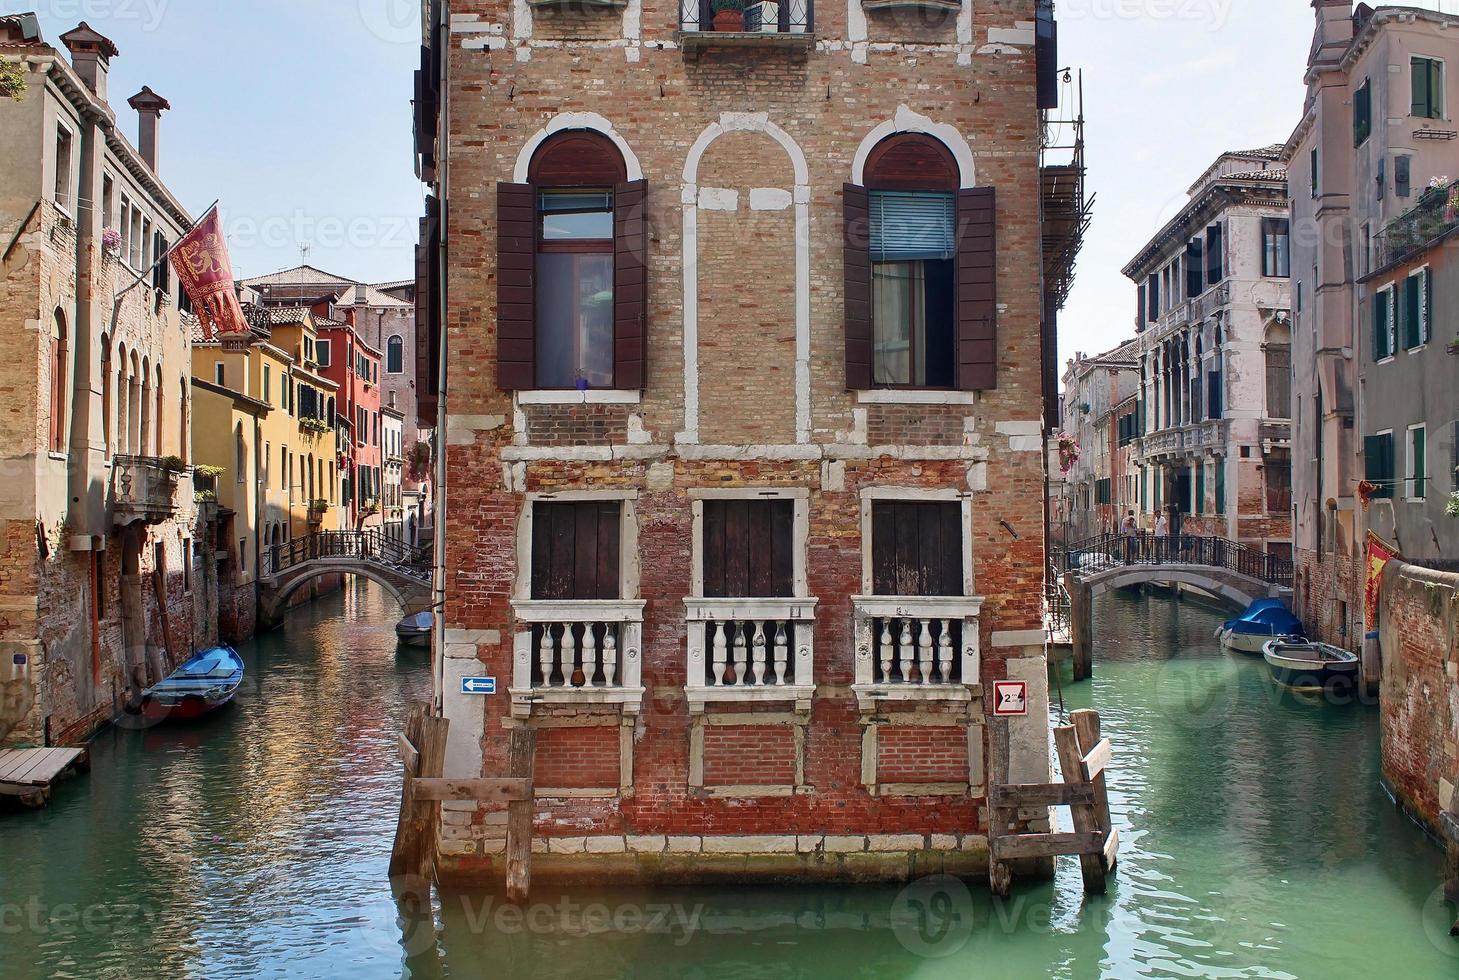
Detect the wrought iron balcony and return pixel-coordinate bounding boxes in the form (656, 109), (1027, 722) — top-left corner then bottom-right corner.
(1373, 184), (1459, 273)
(678, 0), (813, 55)
(110, 455), (186, 526)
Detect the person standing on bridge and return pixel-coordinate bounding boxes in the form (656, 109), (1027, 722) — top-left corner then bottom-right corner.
(1121, 510), (1138, 565)
(1154, 512), (1169, 562)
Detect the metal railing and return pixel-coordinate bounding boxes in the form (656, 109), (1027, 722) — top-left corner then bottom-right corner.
(262, 529), (431, 581)
(1373, 184), (1459, 271)
(680, 0), (811, 33)
(1056, 531), (1293, 588)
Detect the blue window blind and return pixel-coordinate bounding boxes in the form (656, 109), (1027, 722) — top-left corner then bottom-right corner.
(869, 191), (955, 262)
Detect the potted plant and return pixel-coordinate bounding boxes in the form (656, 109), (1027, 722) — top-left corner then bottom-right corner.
(712, 0), (745, 31)
(101, 228), (122, 259)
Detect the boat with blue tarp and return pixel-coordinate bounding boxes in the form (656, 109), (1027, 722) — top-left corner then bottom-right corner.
(1216, 598), (1304, 654)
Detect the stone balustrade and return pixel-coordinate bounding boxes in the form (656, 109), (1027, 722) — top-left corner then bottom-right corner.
(510, 599), (646, 717)
(684, 597), (817, 712)
(852, 596), (983, 710)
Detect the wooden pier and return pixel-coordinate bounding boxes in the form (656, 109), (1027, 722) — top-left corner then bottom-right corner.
(989, 708), (1118, 896)
(0, 747), (89, 808)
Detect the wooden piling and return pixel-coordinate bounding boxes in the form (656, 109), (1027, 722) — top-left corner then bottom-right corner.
(505, 727), (537, 905)
(390, 702), (450, 881)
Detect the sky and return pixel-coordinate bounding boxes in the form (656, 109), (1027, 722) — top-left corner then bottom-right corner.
(19, 0), (425, 285)
(15, 1), (1459, 338)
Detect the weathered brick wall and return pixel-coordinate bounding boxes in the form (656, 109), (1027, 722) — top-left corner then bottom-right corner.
(1295, 546), (1362, 650)
(536, 726), (621, 788)
(435, 0), (1051, 881)
(877, 725), (968, 783)
(1378, 561), (1459, 836)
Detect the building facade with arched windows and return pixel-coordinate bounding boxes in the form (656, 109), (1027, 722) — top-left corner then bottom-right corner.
(0, 17), (215, 747)
(413, 0), (1078, 884)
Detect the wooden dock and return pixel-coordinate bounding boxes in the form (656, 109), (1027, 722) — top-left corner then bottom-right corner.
(0, 747), (89, 808)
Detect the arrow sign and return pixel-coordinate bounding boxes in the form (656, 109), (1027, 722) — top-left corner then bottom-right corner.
(461, 676), (497, 696)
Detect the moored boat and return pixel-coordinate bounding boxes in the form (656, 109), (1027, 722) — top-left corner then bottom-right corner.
(395, 611), (432, 648)
(1217, 598), (1304, 654)
(1261, 639), (1359, 691)
(138, 646), (244, 723)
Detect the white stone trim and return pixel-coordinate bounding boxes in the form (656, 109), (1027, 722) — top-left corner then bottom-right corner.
(857, 389), (977, 406)
(514, 491), (641, 601)
(512, 112), (644, 183)
(857, 489), (975, 595)
(749, 187), (793, 211)
(688, 490), (812, 597)
(515, 389), (642, 405)
(990, 629), (1045, 648)
(850, 105), (977, 188)
(680, 112), (812, 444)
(698, 187), (739, 211)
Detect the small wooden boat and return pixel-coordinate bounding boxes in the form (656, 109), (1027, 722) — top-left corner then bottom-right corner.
(138, 646), (244, 723)
(395, 611), (432, 648)
(1217, 598), (1304, 654)
(1262, 639), (1359, 691)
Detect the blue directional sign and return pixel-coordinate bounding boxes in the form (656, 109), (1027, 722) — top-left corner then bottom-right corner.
(461, 676), (497, 696)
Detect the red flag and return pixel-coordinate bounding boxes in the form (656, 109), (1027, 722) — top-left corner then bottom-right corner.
(172, 208), (250, 342)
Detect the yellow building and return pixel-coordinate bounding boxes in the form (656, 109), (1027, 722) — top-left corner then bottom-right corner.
(189, 308), (342, 637)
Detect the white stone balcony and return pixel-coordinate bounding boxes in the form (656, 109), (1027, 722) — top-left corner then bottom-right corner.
(509, 599), (646, 718)
(684, 597), (817, 713)
(851, 596), (984, 711)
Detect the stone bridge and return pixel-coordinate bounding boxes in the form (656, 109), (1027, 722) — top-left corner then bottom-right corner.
(257, 531), (432, 625)
(1057, 533), (1294, 679)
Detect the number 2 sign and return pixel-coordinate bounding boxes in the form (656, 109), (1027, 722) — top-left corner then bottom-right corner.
(993, 681), (1028, 717)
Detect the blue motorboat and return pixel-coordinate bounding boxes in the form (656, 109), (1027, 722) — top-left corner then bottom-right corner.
(138, 646), (245, 722)
(1217, 598), (1304, 654)
(395, 611), (433, 648)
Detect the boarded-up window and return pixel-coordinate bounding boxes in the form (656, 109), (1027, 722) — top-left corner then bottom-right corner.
(871, 501), (962, 596)
(1265, 344), (1291, 418)
(530, 501), (621, 600)
(701, 499), (793, 598)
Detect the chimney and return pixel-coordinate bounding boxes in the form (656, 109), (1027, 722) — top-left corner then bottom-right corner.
(60, 22), (119, 101)
(1311, 0), (1355, 72)
(127, 87), (171, 173)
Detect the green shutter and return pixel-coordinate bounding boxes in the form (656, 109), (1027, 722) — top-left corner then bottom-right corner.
(1355, 80), (1372, 146)
(1413, 58), (1430, 117)
(1196, 464), (1206, 514)
(1404, 274), (1423, 350)
(1365, 433), (1395, 499)
(1215, 463), (1226, 515)
(1414, 427), (1426, 499)
(1374, 290), (1391, 360)
(1422, 267), (1432, 344)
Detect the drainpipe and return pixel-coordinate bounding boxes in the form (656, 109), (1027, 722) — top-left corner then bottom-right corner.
(67, 100), (100, 537)
(431, 0), (450, 714)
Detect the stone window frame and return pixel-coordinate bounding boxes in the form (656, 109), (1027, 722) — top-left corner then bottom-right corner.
(687, 710), (809, 800)
(858, 706), (985, 798)
(857, 486), (975, 596)
(506, 714), (636, 801)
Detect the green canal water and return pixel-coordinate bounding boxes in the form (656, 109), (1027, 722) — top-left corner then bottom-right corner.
(0, 583), (1454, 978)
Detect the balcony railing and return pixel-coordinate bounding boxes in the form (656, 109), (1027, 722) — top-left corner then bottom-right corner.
(684, 597), (817, 712)
(679, 0), (812, 36)
(851, 596), (984, 710)
(110, 455), (185, 526)
(510, 599), (646, 717)
(1374, 184), (1459, 272)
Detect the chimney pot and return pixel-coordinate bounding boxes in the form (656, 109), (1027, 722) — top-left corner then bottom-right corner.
(60, 22), (119, 101)
(127, 86), (171, 173)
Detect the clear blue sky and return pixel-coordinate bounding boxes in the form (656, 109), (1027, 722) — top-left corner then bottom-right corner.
(19, 0), (424, 285)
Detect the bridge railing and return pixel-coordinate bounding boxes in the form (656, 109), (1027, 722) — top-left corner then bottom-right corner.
(262, 529), (432, 581)
(1057, 532), (1292, 588)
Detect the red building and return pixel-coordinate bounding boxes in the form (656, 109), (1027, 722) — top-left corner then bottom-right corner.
(314, 314), (383, 529)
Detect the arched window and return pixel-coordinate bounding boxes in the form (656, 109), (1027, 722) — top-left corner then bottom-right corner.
(179, 378), (188, 463)
(500, 130), (635, 391)
(48, 311), (68, 454)
(386, 335), (403, 374)
(860, 134), (960, 389)
(153, 365), (164, 457)
(128, 351), (141, 454)
(140, 357), (152, 458)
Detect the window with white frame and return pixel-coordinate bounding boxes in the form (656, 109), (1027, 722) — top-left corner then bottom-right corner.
(1413, 56), (1445, 120)
(1407, 424), (1427, 500)
(53, 124), (74, 213)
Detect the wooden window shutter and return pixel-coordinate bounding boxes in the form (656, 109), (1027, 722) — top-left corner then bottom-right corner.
(843, 183), (872, 390)
(613, 180), (648, 390)
(496, 182), (536, 390)
(956, 186), (997, 391)
(701, 499), (794, 598)
(871, 501), (962, 596)
(531, 501), (622, 600)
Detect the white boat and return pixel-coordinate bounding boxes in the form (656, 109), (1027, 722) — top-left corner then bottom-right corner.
(1262, 639), (1360, 691)
(1216, 598), (1305, 655)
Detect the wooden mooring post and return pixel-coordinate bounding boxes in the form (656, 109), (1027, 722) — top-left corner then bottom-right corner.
(390, 702), (536, 901)
(988, 708), (1117, 897)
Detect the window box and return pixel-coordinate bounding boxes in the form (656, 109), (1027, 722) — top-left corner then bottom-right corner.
(509, 599), (646, 717)
(677, 0), (813, 55)
(684, 597), (817, 713)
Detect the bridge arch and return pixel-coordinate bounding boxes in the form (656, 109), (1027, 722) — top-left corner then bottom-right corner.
(260, 562), (431, 624)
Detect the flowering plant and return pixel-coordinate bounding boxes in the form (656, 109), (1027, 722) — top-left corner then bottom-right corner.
(1447, 491), (1459, 519)
(101, 228), (122, 257)
(1056, 432), (1081, 475)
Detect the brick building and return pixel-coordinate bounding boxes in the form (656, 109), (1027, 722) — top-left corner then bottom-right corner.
(415, 0), (1078, 882)
(1055, 340), (1139, 541)
(0, 17), (213, 746)
(1123, 148), (1293, 553)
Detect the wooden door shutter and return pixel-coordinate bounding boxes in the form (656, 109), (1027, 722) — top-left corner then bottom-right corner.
(701, 499), (794, 598)
(496, 182), (536, 390)
(614, 179), (648, 390)
(843, 183), (872, 390)
(956, 186), (997, 391)
(530, 501), (622, 600)
(871, 501), (962, 596)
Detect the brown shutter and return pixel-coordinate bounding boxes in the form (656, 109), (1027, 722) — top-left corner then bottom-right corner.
(702, 500), (793, 598)
(531, 501), (623, 600)
(843, 183), (872, 390)
(614, 179), (648, 390)
(496, 182), (536, 390)
(956, 186), (997, 391)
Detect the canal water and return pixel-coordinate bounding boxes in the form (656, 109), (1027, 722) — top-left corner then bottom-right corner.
(1, 583), (1454, 978)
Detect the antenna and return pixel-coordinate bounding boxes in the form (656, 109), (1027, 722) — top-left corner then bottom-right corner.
(299, 242), (312, 265)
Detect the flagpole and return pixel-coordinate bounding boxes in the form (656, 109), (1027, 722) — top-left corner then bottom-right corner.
(107, 199), (222, 354)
